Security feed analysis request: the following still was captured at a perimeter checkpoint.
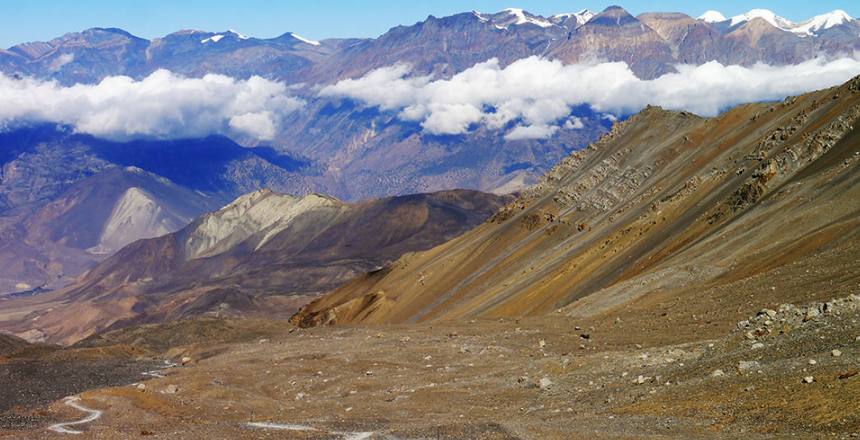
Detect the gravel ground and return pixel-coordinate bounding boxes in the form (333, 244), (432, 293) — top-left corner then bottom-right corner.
(2, 294), (857, 439)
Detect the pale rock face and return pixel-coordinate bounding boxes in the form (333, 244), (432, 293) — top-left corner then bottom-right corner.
(90, 187), (190, 254)
(184, 189), (344, 260)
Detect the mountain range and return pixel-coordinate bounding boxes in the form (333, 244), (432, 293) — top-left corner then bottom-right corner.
(0, 6), (859, 436)
(2, 7), (858, 84)
(1, 5), (859, 311)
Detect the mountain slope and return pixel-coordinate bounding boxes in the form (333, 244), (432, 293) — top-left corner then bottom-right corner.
(0, 167), (220, 293)
(0, 126), (319, 292)
(293, 75), (860, 334)
(548, 6), (676, 78)
(0, 189), (511, 344)
(0, 333), (28, 356)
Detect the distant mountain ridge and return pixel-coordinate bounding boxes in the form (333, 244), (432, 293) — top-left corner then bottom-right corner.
(1, 6), (857, 84)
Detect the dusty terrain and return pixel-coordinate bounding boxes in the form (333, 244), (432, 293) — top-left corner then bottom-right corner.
(0, 189), (510, 345)
(0, 291), (857, 439)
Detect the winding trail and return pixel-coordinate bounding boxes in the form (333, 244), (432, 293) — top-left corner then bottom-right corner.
(47, 397), (102, 435)
(245, 422), (316, 431)
(245, 422), (374, 439)
(141, 360), (177, 378)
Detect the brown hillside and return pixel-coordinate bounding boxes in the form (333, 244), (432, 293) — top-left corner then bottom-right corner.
(294, 75), (860, 345)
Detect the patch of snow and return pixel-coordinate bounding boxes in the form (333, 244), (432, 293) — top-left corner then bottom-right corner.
(290, 32), (321, 46)
(200, 34), (224, 44)
(698, 10), (727, 23)
(228, 29), (250, 39)
(501, 8), (553, 28)
(472, 10), (488, 22)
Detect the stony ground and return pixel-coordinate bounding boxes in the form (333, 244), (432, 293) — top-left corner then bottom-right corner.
(0, 295), (857, 439)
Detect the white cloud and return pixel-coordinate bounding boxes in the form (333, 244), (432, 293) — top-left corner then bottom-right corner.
(48, 53), (74, 72)
(564, 116), (584, 129)
(0, 70), (304, 141)
(320, 56), (860, 141)
(505, 124), (559, 141)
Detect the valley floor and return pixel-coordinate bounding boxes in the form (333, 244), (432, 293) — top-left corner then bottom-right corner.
(1, 294), (857, 439)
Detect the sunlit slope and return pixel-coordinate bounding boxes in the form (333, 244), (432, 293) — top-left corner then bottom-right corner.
(294, 75), (860, 329)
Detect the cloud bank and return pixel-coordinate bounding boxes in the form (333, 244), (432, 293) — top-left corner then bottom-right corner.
(0, 70), (303, 141)
(320, 56), (860, 140)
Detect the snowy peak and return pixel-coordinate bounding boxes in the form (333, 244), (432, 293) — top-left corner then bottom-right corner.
(551, 9), (595, 26)
(729, 9), (793, 29)
(200, 30), (250, 44)
(716, 8), (854, 37)
(791, 10), (853, 36)
(493, 8), (554, 28)
(698, 10), (726, 23)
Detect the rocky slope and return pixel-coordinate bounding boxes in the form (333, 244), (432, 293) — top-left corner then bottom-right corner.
(0, 333), (28, 356)
(0, 189), (510, 344)
(293, 75), (860, 331)
(0, 127), (314, 293)
(0, 167), (220, 293)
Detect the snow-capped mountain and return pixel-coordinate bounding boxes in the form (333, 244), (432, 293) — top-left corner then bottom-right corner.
(729, 8), (795, 29)
(487, 8), (555, 28)
(551, 9), (596, 26)
(701, 8), (855, 37)
(790, 10), (854, 36)
(697, 10), (726, 23)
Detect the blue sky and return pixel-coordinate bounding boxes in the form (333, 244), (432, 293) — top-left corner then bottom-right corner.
(2, 0), (858, 48)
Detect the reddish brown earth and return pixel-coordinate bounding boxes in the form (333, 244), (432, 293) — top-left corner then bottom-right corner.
(293, 76), (860, 336)
(1, 76), (859, 440)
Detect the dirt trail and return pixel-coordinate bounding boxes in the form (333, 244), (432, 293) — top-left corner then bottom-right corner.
(8, 292), (851, 439)
(47, 397), (102, 435)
